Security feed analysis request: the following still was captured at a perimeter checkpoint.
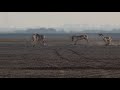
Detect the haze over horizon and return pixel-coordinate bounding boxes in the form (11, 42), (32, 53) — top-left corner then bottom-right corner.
(0, 12), (120, 32)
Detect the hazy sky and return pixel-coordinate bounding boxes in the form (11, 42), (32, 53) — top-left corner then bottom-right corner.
(0, 12), (120, 28)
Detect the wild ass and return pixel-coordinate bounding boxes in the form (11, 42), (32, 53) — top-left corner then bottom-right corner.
(98, 33), (112, 46)
(72, 34), (88, 45)
(31, 33), (46, 47)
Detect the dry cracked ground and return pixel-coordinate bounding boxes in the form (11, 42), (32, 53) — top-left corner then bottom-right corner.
(0, 39), (120, 78)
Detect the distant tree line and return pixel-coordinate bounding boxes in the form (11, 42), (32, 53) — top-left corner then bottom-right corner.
(14, 28), (66, 34)
(14, 28), (120, 34)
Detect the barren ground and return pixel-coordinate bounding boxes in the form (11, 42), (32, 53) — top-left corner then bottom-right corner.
(0, 37), (120, 78)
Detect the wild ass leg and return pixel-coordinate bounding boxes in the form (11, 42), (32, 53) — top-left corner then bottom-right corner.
(108, 40), (111, 45)
(33, 41), (37, 47)
(105, 40), (110, 46)
(31, 41), (35, 47)
(43, 39), (47, 46)
(32, 40), (38, 47)
(74, 39), (79, 45)
(85, 38), (88, 43)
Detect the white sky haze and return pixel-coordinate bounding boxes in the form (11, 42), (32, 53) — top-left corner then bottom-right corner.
(0, 12), (120, 29)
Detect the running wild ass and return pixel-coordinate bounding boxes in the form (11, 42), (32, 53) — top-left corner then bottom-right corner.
(98, 33), (112, 46)
(72, 34), (88, 45)
(31, 33), (46, 47)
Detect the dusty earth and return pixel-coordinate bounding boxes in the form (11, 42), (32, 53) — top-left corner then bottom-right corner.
(0, 37), (120, 78)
